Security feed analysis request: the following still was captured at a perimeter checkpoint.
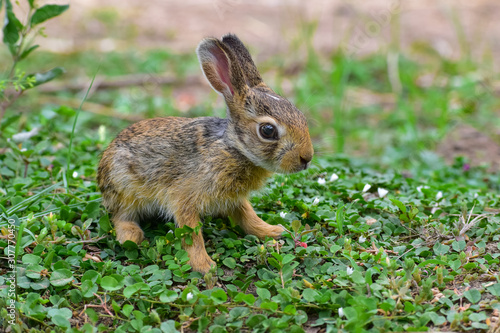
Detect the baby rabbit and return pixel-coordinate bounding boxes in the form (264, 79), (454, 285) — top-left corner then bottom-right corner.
(97, 34), (314, 273)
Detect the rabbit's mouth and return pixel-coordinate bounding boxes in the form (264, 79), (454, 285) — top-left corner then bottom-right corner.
(274, 158), (312, 174)
(273, 143), (314, 174)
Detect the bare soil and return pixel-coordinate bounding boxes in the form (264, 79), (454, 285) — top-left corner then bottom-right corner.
(40, 0), (500, 61)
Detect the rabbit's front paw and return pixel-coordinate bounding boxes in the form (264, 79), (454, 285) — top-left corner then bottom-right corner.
(250, 222), (284, 239)
(267, 224), (285, 239)
(115, 221), (145, 244)
(187, 247), (216, 274)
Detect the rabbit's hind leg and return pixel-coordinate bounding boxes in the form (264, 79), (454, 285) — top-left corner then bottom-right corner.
(174, 210), (215, 274)
(230, 200), (284, 239)
(113, 214), (145, 244)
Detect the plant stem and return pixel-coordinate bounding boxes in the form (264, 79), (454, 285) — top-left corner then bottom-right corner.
(1, 6), (34, 124)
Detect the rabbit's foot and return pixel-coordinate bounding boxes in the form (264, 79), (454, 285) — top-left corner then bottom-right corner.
(248, 220), (285, 239)
(186, 246), (216, 273)
(261, 223), (285, 239)
(115, 221), (145, 244)
(231, 200), (285, 240)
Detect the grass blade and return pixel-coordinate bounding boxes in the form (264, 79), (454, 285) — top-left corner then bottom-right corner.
(66, 65), (100, 191)
(6, 182), (62, 216)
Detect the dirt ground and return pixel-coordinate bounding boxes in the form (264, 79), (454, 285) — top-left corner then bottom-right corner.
(40, 0), (500, 61)
(37, 0), (500, 169)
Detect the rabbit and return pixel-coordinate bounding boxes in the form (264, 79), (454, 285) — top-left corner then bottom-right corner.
(97, 34), (314, 273)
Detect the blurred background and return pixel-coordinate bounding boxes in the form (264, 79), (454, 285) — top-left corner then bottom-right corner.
(3, 0), (500, 173)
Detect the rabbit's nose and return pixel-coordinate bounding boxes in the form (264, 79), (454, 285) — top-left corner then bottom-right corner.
(300, 155), (312, 170)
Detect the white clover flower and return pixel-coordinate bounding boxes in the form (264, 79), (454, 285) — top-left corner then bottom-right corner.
(362, 184), (371, 193)
(359, 235), (366, 243)
(186, 292), (194, 300)
(338, 307), (345, 317)
(20, 148), (27, 152)
(417, 186), (429, 193)
(377, 188), (389, 198)
(346, 267), (354, 275)
(330, 173), (339, 182)
(317, 177), (326, 185)
(98, 125), (106, 142)
(72, 171), (78, 178)
(12, 127), (40, 142)
(280, 211), (287, 218)
(436, 191), (443, 200)
(474, 193), (478, 198)
(312, 197), (320, 205)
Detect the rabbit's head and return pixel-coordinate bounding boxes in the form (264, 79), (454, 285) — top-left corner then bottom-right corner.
(197, 34), (314, 174)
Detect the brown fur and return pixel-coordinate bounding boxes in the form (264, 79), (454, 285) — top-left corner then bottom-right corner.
(97, 34), (314, 273)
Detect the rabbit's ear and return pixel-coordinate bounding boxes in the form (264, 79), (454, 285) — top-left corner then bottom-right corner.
(222, 34), (263, 88)
(196, 38), (248, 98)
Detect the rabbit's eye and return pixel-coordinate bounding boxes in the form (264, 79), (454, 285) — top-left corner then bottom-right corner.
(259, 123), (278, 140)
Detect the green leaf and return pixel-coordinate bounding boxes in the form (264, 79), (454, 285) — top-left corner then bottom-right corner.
(256, 287), (271, 300)
(26, 264), (43, 279)
(123, 282), (149, 298)
(390, 199), (407, 213)
(417, 259), (448, 268)
(31, 4), (69, 26)
(291, 219), (301, 233)
(19, 44), (39, 61)
(282, 254), (295, 265)
(160, 290), (178, 303)
(241, 294), (255, 306)
(365, 268), (374, 285)
(260, 301), (278, 311)
(211, 289), (228, 305)
(283, 304), (297, 315)
(404, 301), (415, 313)
(350, 270), (365, 284)
(268, 257), (281, 270)
(81, 270), (100, 284)
(433, 243), (450, 256)
(336, 205), (345, 235)
(51, 314), (70, 328)
(48, 307), (72, 319)
(27, 0), (34, 8)
(83, 201), (101, 219)
(30, 277), (49, 290)
(3, 2), (22, 45)
(81, 280), (98, 298)
(50, 269), (73, 287)
(85, 308), (99, 323)
(99, 214), (112, 233)
(22, 253), (42, 264)
(302, 288), (318, 302)
(487, 283), (500, 296)
(101, 276), (121, 291)
(25, 67), (65, 88)
(246, 314), (266, 328)
(464, 289), (481, 304)
(427, 312), (446, 325)
(449, 259), (462, 272)
(122, 304), (134, 317)
(469, 312), (488, 322)
(160, 320), (178, 333)
(223, 257), (236, 269)
(452, 240), (467, 252)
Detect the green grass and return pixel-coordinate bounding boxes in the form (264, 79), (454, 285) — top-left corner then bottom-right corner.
(1, 43), (500, 332)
